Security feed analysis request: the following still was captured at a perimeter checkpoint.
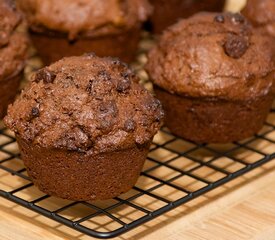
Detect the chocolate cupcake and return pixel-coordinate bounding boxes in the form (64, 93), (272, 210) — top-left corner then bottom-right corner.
(0, 0), (29, 118)
(148, 0), (225, 33)
(4, 54), (163, 201)
(17, 0), (152, 65)
(242, 0), (275, 38)
(146, 12), (274, 143)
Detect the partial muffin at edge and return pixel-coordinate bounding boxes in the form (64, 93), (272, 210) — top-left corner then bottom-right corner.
(146, 12), (274, 143)
(17, 0), (152, 64)
(0, 0), (29, 118)
(242, 0), (275, 38)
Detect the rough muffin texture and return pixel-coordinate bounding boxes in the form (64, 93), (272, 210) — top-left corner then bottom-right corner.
(242, 0), (275, 38)
(147, 12), (274, 143)
(5, 55), (164, 200)
(0, 0), (29, 118)
(17, 0), (152, 64)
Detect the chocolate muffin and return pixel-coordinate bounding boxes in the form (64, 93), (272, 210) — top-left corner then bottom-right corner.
(0, 0), (29, 118)
(17, 0), (152, 65)
(148, 0), (225, 33)
(242, 0), (275, 38)
(4, 54), (163, 201)
(146, 12), (274, 143)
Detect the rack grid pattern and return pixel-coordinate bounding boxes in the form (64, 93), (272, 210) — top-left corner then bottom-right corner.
(0, 104), (275, 239)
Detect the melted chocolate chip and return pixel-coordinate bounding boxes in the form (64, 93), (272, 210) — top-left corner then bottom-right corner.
(224, 34), (249, 59)
(231, 13), (245, 24)
(124, 119), (136, 132)
(111, 58), (128, 67)
(86, 80), (93, 95)
(214, 14), (225, 23)
(111, 59), (129, 72)
(146, 98), (162, 111)
(35, 69), (56, 84)
(31, 107), (40, 117)
(97, 70), (111, 81)
(117, 78), (131, 93)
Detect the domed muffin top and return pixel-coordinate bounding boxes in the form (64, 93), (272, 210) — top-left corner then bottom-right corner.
(4, 55), (164, 154)
(0, 0), (29, 82)
(146, 12), (274, 101)
(17, 0), (152, 39)
(242, 0), (275, 37)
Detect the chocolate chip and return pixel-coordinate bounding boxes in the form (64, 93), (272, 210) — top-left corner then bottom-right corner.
(124, 119), (136, 132)
(117, 78), (131, 93)
(214, 14), (225, 23)
(35, 69), (56, 84)
(31, 107), (40, 117)
(97, 70), (111, 81)
(86, 80), (93, 94)
(224, 34), (249, 59)
(146, 98), (162, 111)
(112, 59), (120, 65)
(111, 58), (128, 68)
(121, 71), (130, 79)
(231, 13), (245, 24)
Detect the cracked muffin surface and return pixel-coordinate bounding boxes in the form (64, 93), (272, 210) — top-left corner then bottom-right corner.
(4, 54), (164, 154)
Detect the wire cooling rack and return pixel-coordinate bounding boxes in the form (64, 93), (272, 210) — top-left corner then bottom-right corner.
(0, 103), (275, 239)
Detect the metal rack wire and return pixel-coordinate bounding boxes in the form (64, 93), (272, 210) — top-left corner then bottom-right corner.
(0, 104), (275, 239)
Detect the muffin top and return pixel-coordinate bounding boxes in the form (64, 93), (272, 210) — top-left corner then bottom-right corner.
(0, 0), (29, 82)
(17, 0), (152, 39)
(146, 12), (274, 101)
(242, 0), (275, 37)
(4, 55), (163, 154)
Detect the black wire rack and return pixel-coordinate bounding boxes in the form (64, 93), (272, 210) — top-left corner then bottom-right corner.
(0, 104), (275, 239)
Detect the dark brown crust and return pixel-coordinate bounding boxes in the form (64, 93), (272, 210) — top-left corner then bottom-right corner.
(18, 136), (150, 201)
(4, 55), (164, 153)
(155, 86), (274, 143)
(30, 27), (141, 64)
(0, 72), (22, 119)
(147, 12), (274, 101)
(149, 0), (226, 33)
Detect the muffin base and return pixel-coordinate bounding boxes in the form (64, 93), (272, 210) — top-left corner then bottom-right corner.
(0, 73), (22, 119)
(30, 28), (141, 65)
(155, 87), (274, 143)
(149, 0), (226, 33)
(17, 137), (150, 201)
